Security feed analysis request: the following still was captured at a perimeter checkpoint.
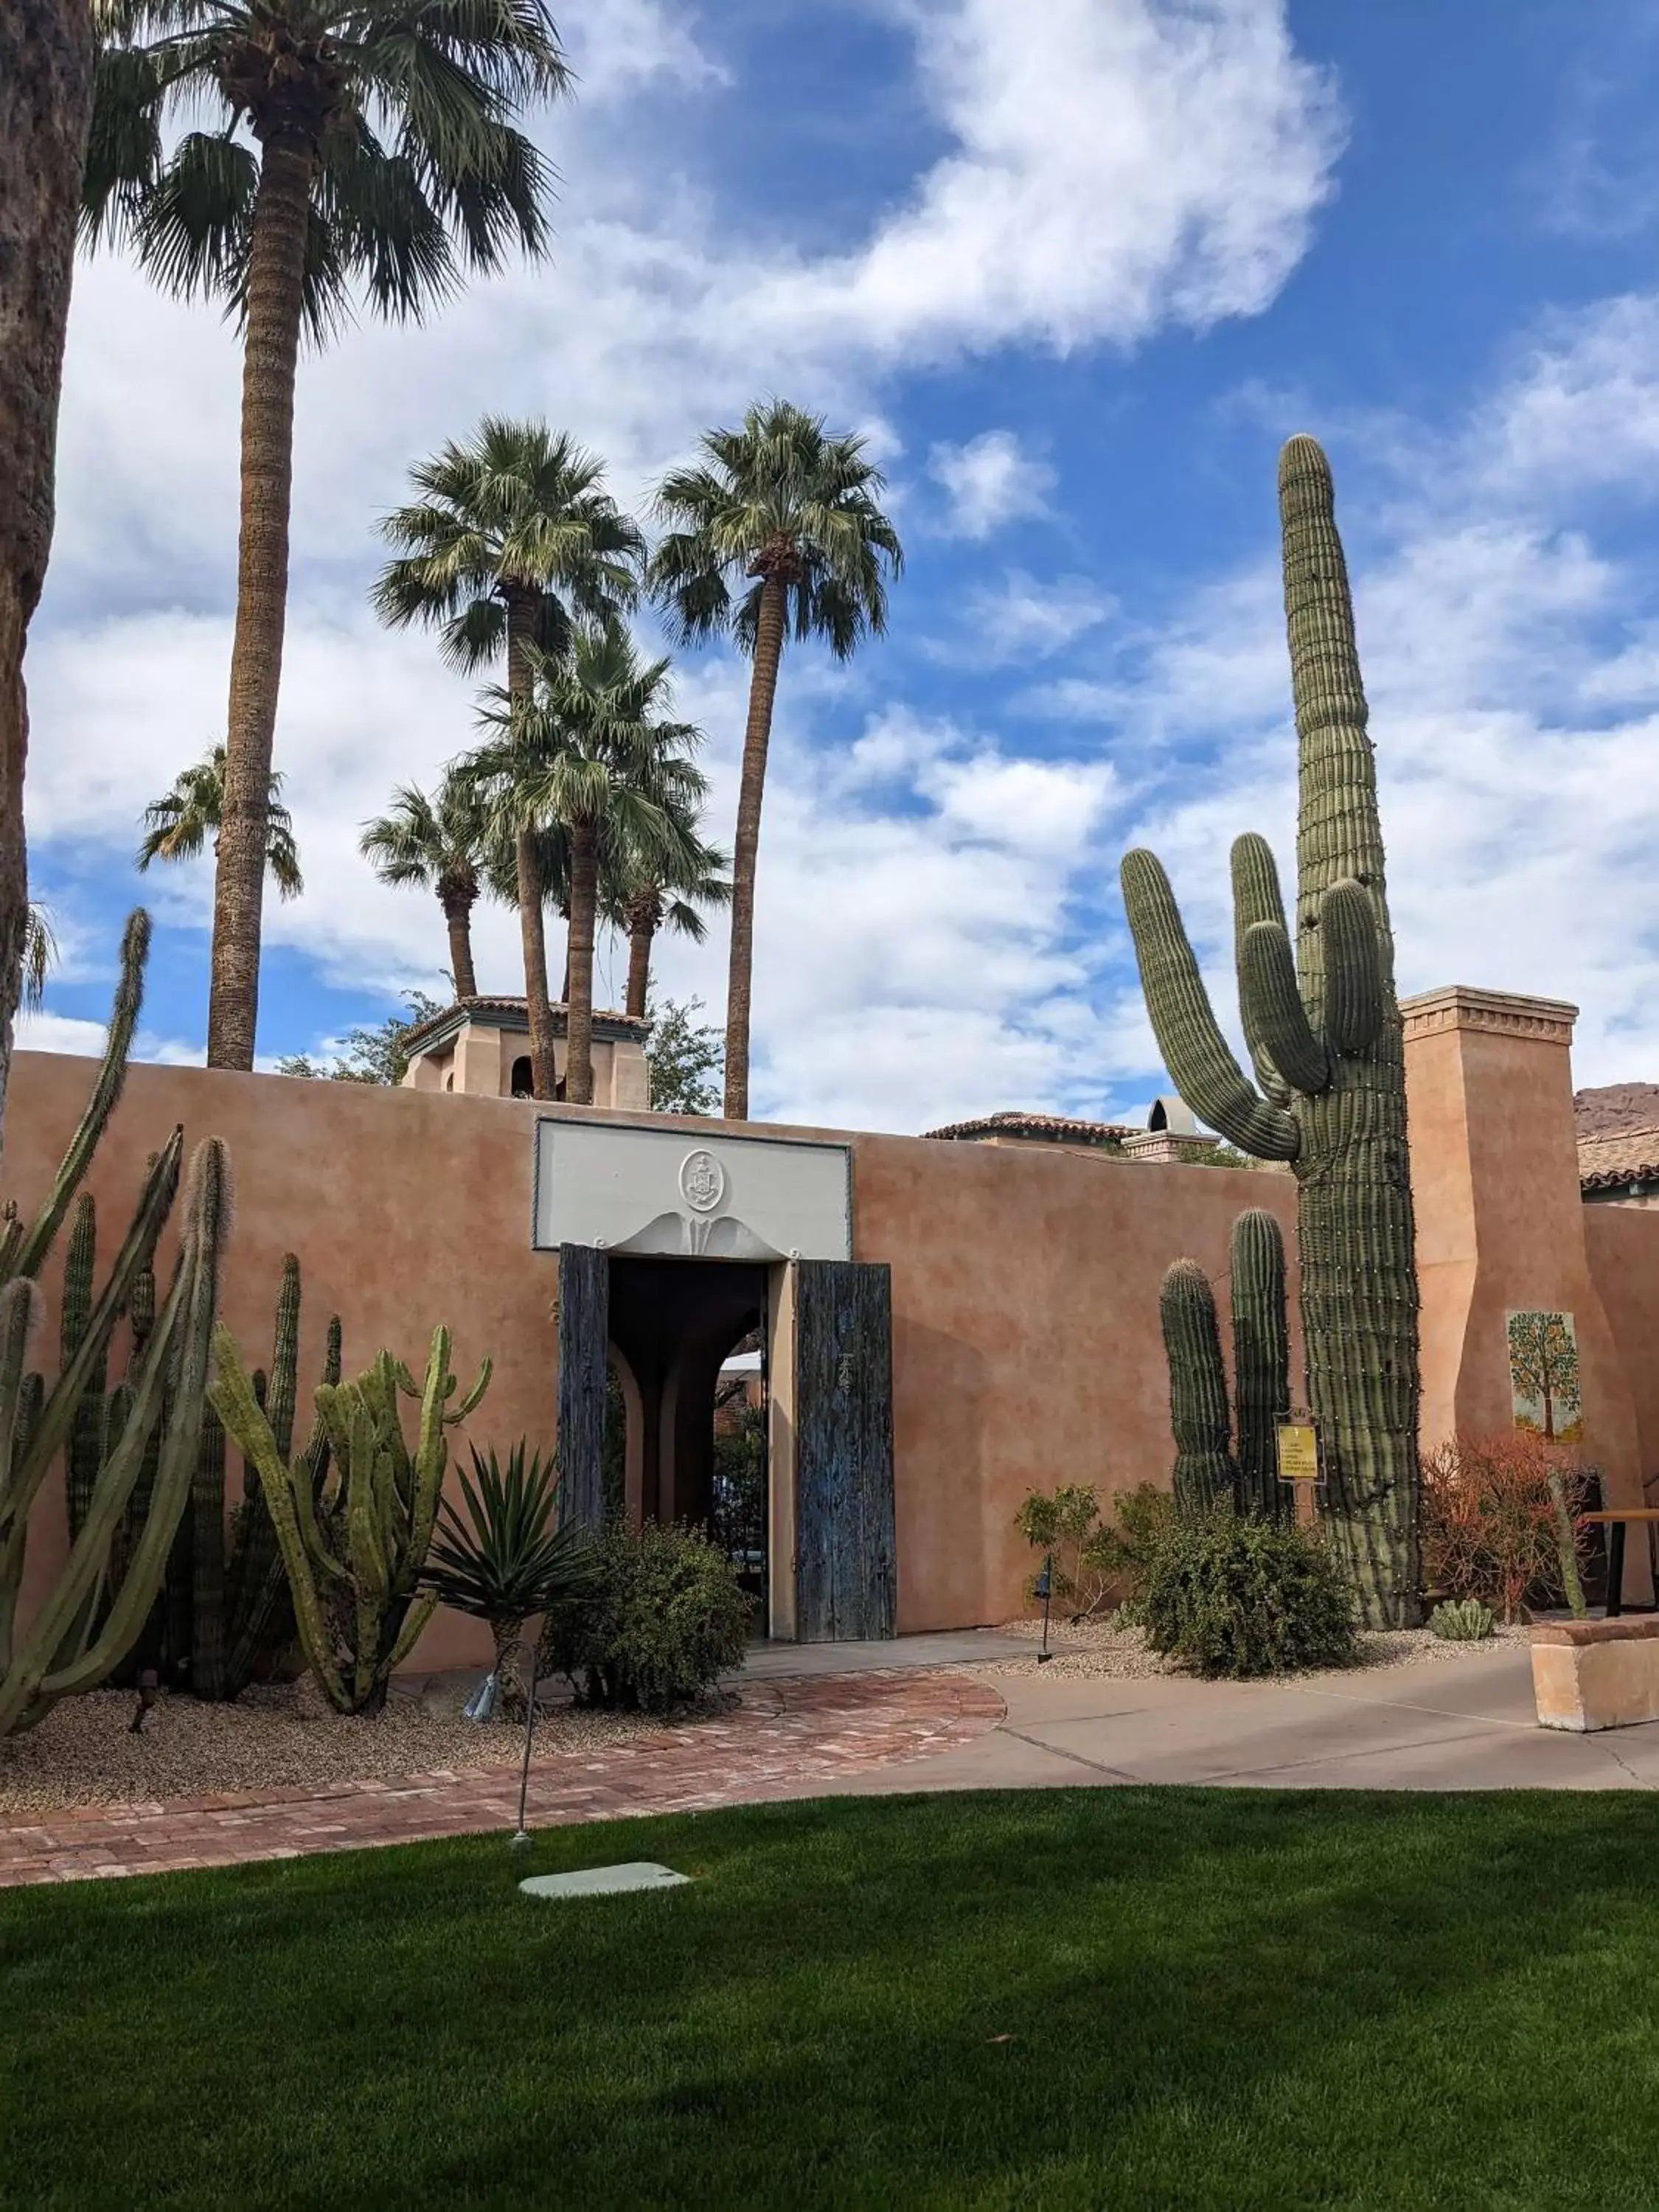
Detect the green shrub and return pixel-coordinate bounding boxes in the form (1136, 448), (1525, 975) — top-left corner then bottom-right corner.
(540, 1521), (753, 1713)
(1141, 1506), (1357, 1679)
(1013, 1481), (1175, 1621)
(1429, 1598), (1495, 1642)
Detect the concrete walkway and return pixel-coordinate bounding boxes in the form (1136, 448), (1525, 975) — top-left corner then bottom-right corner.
(825, 1644), (1659, 1795)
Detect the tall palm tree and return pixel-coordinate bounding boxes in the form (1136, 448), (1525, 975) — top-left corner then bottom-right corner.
(616, 812), (730, 1020)
(1, 0), (96, 1154)
(466, 625), (696, 1103)
(21, 905), (58, 1013)
(80, 0), (570, 1074)
(372, 420), (641, 1098)
(650, 400), (903, 1119)
(136, 745), (304, 898)
(360, 772), (488, 999)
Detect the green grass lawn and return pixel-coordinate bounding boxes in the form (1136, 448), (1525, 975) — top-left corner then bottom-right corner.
(7, 1788), (1659, 2210)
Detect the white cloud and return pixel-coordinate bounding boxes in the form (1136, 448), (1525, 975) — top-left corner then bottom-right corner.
(947, 571), (1115, 665)
(15, 1009), (203, 1066)
(928, 430), (1054, 538)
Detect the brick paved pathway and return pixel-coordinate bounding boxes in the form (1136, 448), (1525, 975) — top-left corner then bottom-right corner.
(0, 1671), (1005, 1888)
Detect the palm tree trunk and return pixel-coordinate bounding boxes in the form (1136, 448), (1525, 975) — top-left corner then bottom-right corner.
(625, 907), (655, 1019)
(0, 0), (94, 1154)
(205, 132), (314, 1071)
(565, 821), (599, 1105)
(507, 591), (558, 1099)
(440, 888), (478, 1001)
(724, 575), (787, 1120)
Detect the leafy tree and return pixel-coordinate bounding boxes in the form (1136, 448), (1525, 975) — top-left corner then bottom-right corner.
(1506, 1311), (1583, 1441)
(82, 0), (571, 1072)
(360, 773), (490, 1000)
(645, 993), (722, 1116)
(1, 0), (96, 1155)
(372, 420), (641, 1098)
(463, 625), (699, 1102)
(137, 745), (303, 899)
(276, 990), (443, 1085)
(650, 400), (902, 1118)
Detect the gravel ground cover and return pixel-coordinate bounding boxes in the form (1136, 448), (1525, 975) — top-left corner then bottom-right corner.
(980, 1615), (1531, 1680)
(0, 1678), (661, 1814)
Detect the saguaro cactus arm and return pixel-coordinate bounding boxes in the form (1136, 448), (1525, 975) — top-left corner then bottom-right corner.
(1239, 921), (1329, 1096)
(1229, 1208), (1291, 1519)
(1158, 1259), (1237, 1512)
(1121, 850), (1299, 1162)
(1230, 835), (1292, 1105)
(1320, 881), (1384, 1055)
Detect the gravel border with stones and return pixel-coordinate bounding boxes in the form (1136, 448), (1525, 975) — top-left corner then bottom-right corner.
(0, 1680), (676, 1815)
(976, 1616), (1531, 1683)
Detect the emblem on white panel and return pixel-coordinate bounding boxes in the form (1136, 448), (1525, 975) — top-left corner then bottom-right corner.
(678, 1148), (726, 1214)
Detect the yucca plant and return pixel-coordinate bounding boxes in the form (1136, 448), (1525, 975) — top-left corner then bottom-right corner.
(423, 1441), (598, 1711)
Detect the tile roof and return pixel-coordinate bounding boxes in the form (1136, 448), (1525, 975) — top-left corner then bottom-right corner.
(921, 1110), (1137, 1147)
(1579, 1125), (1659, 1192)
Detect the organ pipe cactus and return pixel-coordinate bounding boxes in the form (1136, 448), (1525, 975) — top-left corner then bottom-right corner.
(212, 1326), (490, 1714)
(0, 1133), (228, 1734)
(1122, 437), (1422, 1627)
(188, 1255), (340, 1700)
(1158, 1211), (1292, 1519)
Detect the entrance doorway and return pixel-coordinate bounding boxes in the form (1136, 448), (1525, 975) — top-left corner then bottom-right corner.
(555, 1243), (898, 1644)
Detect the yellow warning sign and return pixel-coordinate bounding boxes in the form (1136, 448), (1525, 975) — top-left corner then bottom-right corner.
(1276, 1425), (1320, 1484)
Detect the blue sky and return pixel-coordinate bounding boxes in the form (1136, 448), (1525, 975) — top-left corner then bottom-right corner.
(23, 0), (1659, 1130)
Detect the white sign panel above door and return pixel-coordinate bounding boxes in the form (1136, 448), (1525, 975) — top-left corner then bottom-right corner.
(533, 1119), (852, 1262)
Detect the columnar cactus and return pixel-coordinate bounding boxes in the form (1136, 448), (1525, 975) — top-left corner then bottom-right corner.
(1158, 1210), (1291, 1520)
(1158, 1261), (1235, 1512)
(0, 1133), (228, 1733)
(212, 1326), (489, 1714)
(1230, 1210), (1290, 1519)
(1122, 437), (1422, 1626)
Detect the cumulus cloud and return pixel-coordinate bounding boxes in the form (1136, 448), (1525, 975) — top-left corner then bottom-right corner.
(928, 431), (1055, 538)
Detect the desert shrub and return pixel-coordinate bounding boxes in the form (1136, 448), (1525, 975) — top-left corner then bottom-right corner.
(540, 1520), (753, 1713)
(1421, 1431), (1592, 1624)
(1013, 1483), (1175, 1620)
(1141, 1506), (1357, 1679)
(1429, 1598), (1495, 1642)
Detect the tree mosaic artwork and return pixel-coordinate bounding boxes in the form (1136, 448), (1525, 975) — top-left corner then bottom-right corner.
(1507, 1312), (1583, 1444)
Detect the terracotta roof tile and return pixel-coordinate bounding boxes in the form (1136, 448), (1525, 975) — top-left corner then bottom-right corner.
(921, 1110), (1136, 1147)
(1579, 1125), (1659, 1192)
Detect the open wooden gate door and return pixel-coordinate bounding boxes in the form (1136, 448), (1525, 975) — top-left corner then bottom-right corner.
(793, 1259), (897, 1641)
(556, 1242), (609, 1528)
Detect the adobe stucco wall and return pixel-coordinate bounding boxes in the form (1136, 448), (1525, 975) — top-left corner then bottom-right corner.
(1, 1052), (1295, 1655)
(849, 1135), (1298, 1630)
(1585, 1206), (1659, 1480)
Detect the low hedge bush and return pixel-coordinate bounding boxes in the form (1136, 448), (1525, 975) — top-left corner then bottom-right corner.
(540, 1520), (753, 1713)
(1141, 1506), (1357, 1679)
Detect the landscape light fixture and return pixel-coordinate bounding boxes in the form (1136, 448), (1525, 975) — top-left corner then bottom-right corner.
(1036, 1555), (1054, 1663)
(509, 1642), (542, 1852)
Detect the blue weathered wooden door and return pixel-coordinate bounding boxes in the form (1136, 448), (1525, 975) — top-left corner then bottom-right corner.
(557, 1242), (609, 1528)
(794, 1259), (896, 1641)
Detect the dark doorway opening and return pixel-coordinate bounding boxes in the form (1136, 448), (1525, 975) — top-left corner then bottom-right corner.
(606, 1256), (768, 1558)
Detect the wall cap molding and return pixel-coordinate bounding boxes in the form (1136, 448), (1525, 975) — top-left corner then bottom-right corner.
(1399, 985), (1578, 1045)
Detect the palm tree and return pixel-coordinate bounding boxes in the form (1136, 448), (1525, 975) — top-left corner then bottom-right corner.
(21, 905), (58, 1014)
(372, 420), (641, 1099)
(466, 625), (696, 1103)
(136, 745), (304, 899)
(80, 0), (571, 1074)
(616, 812), (730, 1020)
(360, 773), (488, 999)
(650, 400), (903, 1119)
(1, 1), (95, 1152)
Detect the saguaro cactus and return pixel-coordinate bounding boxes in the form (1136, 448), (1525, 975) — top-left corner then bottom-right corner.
(1158, 1211), (1291, 1520)
(1159, 1262), (1235, 1512)
(212, 1326), (490, 1714)
(1123, 437), (1421, 1625)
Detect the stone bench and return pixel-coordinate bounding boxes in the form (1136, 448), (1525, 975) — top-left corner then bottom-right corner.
(1531, 1615), (1659, 1732)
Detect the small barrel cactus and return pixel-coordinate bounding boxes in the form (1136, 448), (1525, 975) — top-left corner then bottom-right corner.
(1429, 1598), (1495, 1642)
